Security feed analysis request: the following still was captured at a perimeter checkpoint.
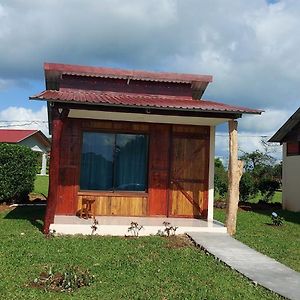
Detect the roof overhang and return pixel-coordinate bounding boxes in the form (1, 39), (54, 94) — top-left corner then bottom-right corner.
(68, 109), (231, 126)
(44, 62), (213, 99)
(36, 99), (260, 135)
(269, 107), (300, 143)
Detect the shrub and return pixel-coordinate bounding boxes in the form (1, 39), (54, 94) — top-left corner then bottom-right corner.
(0, 143), (37, 203)
(258, 179), (280, 202)
(239, 172), (257, 201)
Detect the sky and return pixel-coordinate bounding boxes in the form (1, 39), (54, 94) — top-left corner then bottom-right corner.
(0, 0), (299, 161)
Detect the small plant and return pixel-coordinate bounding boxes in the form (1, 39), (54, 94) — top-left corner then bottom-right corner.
(162, 221), (178, 237)
(31, 266), (94, 292)
(45, 229), (56, 239)
(271, 212), (284, 226)
(127, 222), (143, 237)
(91, 218), (99, 235)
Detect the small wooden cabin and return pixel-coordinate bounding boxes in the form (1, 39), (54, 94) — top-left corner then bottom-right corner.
(30, 63), (261, 233)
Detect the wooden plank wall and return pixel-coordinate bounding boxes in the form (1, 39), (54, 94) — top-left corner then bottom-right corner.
(55, 118), (210, 218)
(77, 195), (147, 216)
(56, 119), (81, 215)
(148, 124), (171, 216)
(169, 126), (210, 218)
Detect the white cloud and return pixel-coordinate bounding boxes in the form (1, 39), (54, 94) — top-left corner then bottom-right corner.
(216, 132), (282, 163)
(0, 0), (299, 158)
(239, 109), (291, 135)
(0, 78), (14, 90)
(0, 0), (299, 110)
(0, 106), (48, 135)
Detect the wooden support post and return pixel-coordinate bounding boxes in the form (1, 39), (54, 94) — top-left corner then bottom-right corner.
(43, 107), (69, 234)
(225, 120), (244, 235)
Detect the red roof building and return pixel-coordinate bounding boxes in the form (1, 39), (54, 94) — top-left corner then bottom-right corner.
(0, 129), (40, 143)
(0, 129), (50, 175)
(30, 63), (262, 235)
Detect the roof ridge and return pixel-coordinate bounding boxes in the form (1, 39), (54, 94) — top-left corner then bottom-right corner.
(44, 62), (213, 83)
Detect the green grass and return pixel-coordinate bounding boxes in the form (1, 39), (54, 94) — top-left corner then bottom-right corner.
(0, 207), (282, 300)
(214, 208), (300, 272)
(33, 175), (49, 196)
(247, 191), (282, 203)
(215, 191), (282, 203)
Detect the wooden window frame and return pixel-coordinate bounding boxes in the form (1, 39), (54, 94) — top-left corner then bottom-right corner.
(79, 130), (149, 193)
(286, 141), (300, 156)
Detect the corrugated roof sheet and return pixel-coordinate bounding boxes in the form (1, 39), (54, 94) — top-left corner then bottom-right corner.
(44, 63), (213, 84)
(0, 129), (38, 143)
(30, 88), (262, 114)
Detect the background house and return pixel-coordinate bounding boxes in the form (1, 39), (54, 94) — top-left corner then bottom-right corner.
(0, 129), (50, 175)
(269, 108), (300, 212)
(30, 63), (261, 234)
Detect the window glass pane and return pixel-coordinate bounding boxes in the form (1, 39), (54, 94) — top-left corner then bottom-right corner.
(114, 134), (148, 191)
(80, 132), (114, 190)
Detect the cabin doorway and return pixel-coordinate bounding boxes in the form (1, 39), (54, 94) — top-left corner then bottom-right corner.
(169, 135), (209, 218)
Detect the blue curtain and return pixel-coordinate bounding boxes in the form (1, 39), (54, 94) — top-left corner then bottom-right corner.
(80, 132), (114, 190)
(114, 134), (148, 191)
(80, 132), (148, 191)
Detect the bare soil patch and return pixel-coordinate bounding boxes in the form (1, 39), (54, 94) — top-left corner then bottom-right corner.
(165, 235), (194, 249)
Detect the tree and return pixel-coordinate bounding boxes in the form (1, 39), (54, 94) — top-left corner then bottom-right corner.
(239, 148), (281, 202)
(214, 158), (228, 199)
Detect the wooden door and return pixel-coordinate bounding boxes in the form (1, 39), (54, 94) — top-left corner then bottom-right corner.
(148, 124), (170, 216)
(169, 136), (209, 218)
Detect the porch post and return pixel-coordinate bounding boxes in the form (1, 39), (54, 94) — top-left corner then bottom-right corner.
(225, 120), (243, 235)
(40, 152), (47, 175)
(207, 126), (215, 221)
(43, 107), (69, 234)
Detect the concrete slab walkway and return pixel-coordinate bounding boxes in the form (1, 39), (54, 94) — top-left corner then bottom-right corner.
(188, 232), (300, 300)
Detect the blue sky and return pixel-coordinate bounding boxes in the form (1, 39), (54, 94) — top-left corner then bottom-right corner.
(1, 0), (299, 160)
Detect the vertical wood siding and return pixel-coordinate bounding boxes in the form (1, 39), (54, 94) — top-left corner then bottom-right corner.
(55, 118), (209, 219)
(148, 124), (171, 216)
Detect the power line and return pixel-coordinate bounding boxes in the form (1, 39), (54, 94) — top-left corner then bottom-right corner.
(216, 134), (271, 138)
(0, 120), (47, 123)
(0, 120), (48, 128)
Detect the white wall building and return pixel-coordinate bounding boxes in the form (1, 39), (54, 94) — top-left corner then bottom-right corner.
(269, 108), (300, 212)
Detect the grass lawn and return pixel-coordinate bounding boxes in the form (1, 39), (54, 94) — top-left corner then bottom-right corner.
(33, 175), (49, 196)
(214, 208), (300, 272)
(215, 191), (282, 204)
(248, 191), (282, 203)
(0, 207), (282, 300)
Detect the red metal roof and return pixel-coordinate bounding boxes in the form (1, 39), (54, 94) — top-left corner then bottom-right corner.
(0, 129), (38, 143)
(30, 88), (262, 114)
(44, 63), (213, 84)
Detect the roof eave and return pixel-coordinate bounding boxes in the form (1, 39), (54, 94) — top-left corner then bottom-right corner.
(16, 130), (38, 143)
(29, 96), (261, 117)
(269, 107), (300, 143)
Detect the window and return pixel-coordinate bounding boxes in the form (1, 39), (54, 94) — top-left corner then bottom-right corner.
(80, 132), (148, 191)
(286, 142), (300, 156)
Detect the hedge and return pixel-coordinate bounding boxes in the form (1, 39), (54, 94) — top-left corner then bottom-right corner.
(0, 143), (38, 203)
